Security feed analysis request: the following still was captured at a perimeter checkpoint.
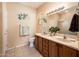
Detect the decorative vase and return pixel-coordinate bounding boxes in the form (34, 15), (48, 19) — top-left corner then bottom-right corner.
(53, 32), (56, 36)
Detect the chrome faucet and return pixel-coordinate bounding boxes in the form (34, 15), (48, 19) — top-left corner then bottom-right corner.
(64, 35), (66, 39)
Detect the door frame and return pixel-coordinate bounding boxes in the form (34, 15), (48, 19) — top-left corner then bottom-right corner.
(2, 2), (8, 56)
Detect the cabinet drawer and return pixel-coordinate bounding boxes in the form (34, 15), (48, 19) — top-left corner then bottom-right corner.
(43, 39), (49, 51)
(43, 39), (49, 44)
(43, 48), (48, 53)
(43, 45), (48, 50)
(43, 49), (48, 54)
(35, 36), (39, 49)
(43, 52), (48, 57)
(42, 38), (49, 57)
(43, 43), (48, 47)
(38, 37), (43, 53)
(43, 49), (49, 57)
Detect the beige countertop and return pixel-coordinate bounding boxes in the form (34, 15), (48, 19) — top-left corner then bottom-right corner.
(35, 33), (79, 51)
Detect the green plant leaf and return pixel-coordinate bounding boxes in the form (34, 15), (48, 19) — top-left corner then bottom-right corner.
(49, 27), (60, 33)
(18, 13), (28, 20)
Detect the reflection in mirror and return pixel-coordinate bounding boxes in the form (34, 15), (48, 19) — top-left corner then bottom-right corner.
(46, 6), (79, 35)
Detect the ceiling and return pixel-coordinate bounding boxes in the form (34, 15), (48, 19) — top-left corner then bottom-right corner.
(20, 2), (45, 9)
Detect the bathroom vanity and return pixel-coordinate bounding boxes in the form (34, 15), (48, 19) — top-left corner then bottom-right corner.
(35, 33), (79, 57)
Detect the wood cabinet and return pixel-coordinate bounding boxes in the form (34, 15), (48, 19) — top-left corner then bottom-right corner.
(35, 35), (79, 57)
(58, 44), (77, 57)
(38, 37), (43, 53)
(42, 38), (49, 57)
(63, 46), (77, 57)
(35, 36), (39, 50)
(58, 44), (63, 57)
(77, 51), (79, 56)
(49, 40), (58, 57)
(35, 36), (43, 53)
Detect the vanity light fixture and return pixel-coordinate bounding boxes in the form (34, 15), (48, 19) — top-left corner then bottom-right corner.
(47, 6), (65, 15)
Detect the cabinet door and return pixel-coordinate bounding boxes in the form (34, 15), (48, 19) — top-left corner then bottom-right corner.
(62, 46), (77, 57)
(38, 37), (43, 53)
(58, 44), (77, 57)
(49, 41), (58, 57)
(58, 44), (63, 57)
(77, 51), (79, 57)
(35, 36), (39, 50)
(42, 38), (49, 57)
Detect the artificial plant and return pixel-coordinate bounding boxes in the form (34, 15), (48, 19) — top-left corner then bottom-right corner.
(49, 27), (60, 36)
(18, 13), (28, 20)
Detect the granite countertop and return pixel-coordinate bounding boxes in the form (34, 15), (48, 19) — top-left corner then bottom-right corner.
(35, 33), (79, 51)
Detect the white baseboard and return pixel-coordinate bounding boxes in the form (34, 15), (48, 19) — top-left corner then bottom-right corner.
(6, 43), (27, 51)
(6, 46), (15, 51)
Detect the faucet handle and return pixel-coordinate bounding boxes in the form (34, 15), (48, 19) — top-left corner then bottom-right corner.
(64, 35), (66, 39)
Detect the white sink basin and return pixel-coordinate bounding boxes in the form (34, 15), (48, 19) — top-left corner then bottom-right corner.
(65, 38), (77, 42)
(43, 33), (77, 43)
(54, 36), (64, 40)
(54, 36), (77, 43)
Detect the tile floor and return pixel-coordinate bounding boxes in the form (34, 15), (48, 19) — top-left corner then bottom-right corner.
(5, 45), (42, 57)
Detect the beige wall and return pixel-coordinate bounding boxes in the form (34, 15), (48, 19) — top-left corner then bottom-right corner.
(0, 2), (2, 56)
(7, 3), (36, 49)
(3, 2), (78, 50)
(36, 2), (78, 33)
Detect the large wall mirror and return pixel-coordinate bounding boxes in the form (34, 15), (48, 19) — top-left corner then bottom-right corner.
(46, 5), (79, 35)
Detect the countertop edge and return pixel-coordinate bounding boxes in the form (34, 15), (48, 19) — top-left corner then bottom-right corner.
(35, 33), (79, 51)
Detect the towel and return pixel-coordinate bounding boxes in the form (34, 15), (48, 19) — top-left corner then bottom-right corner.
(69, 14), (79, 32)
